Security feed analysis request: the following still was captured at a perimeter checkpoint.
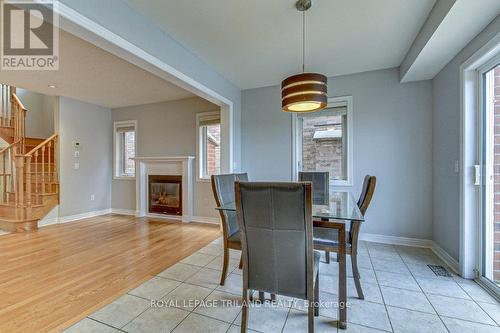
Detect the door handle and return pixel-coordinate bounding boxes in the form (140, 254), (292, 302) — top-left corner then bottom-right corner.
(474, 165), (481, 186)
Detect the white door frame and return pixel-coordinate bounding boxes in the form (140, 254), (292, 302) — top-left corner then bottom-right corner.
(460, 33), (500, 280)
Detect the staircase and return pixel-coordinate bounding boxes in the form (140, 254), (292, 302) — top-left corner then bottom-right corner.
(0, 85), (59, 232)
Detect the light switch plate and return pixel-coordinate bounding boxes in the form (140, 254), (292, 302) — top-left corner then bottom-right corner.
(74, 162), (79, 170)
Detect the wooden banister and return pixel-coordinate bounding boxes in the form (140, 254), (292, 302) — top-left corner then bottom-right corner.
(0, 84), (27, 140)
(11, 93), (26, 111)
(25, 134), (58, 157)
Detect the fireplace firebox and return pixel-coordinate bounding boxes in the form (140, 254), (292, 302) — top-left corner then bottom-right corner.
(148, 175), (182, 215)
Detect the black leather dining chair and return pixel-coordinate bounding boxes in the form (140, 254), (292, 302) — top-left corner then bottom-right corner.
(211, 173), (248, 285)
(313, 175), (377, 300)
(298, 171), (329, 205)
(235, 181), (320, 333)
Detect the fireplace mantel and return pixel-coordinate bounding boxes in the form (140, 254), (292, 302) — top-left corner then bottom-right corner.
(132, 156), (194, 222)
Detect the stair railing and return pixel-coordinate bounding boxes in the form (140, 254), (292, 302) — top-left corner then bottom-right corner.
(0, 139), (22, 205)
(21, 134), (58, 212)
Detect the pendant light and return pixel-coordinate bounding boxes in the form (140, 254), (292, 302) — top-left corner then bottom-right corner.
(282, 0), (327, 113)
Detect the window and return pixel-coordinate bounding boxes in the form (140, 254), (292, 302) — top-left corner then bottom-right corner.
(114, 120), (137, 179)
(197, 112), (221, 180)
(293, 96), (353, 186)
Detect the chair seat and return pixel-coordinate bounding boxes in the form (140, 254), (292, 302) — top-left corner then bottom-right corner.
(228, 231), (241, 243)
(313, 228), (351, 249)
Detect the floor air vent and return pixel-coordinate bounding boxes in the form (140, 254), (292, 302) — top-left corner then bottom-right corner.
(427, 264), (452, 277)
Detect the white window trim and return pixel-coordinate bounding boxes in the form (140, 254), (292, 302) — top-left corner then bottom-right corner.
(113, 120), (137, 180)
(196, 111), (221, 182)
(292, 96), (354, 187)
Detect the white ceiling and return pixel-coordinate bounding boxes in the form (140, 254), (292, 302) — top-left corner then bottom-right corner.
(0, 30), (194, 108)
(126, 0), (437, 89)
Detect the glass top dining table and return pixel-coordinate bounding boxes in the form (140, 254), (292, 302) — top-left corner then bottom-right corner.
(216, 191), (364, 222)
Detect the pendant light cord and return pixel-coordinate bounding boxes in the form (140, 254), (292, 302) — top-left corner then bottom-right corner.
(302, 10), (305, 72)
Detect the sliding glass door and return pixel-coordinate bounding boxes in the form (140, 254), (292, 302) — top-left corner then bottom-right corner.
(480, 60), (500, 294)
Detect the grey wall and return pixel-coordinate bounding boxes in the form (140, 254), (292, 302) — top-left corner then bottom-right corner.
(242, 68), (434, 239)
(58, 97), (112, 216)
(432, 16), (500, 261)
(60, 0), (241, 171)
(111, 97), (220, 218)
(17, 88), (54, 138)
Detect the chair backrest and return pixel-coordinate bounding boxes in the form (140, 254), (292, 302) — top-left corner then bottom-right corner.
(350, 175), (376, 245)
(211, 173), (248, 238)
(298, 171), (329, 205)
(357, 175), (376, 215)
(235, 181), (314, 299)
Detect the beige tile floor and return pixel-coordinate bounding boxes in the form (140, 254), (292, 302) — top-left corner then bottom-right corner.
(64, 238), (500, 333)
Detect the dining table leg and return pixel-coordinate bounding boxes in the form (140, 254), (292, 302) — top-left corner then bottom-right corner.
(338, 224), (347, 329)
(318, 218), (348, 329)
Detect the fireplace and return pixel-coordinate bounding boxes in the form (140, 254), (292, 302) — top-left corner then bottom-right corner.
(148, 175), (182, 215)
(133, 156), (194, 221)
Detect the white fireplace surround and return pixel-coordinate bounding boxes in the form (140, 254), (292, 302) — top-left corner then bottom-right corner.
(133, 156), (194, 222)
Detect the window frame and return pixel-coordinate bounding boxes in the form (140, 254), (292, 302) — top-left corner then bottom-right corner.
(292, 96), (353, 187)
(196, 111), (221, 182)
(113, 120), (137, 180)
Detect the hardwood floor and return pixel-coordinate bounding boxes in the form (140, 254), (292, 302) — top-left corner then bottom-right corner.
(0, 214), (221, 333)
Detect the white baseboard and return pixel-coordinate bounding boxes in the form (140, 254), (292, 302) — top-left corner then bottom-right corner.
(191, 216), (220, 224)
(38, 208), (113, 227)
(59, 209), (112, 224)
(145, 213), (182, 221)
(38, 217), (58, 227)
(360, 233), (433, 248)
(111, 208), (136, 216)
(38, 206), (60, 227)
(431, 242), (460, 274)
(110, 208), (220, 225)
(360, 232), (460, 275)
